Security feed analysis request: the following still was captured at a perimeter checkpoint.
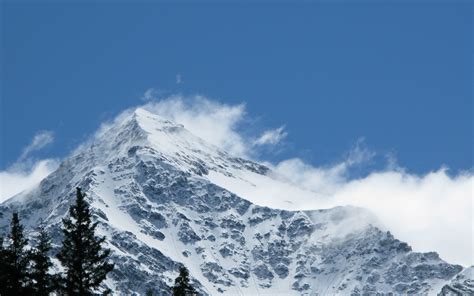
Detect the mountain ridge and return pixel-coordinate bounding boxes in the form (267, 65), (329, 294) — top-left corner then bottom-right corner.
(0, 107), (468, 295)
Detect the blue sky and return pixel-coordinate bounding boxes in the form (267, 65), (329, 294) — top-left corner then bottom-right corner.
(1, 1), (473, 266)
(1, 1), (472, 174)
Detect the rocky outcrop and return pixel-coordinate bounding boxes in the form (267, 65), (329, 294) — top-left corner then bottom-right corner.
(0, 108), (465, 295)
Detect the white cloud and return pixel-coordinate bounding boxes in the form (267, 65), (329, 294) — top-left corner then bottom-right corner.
(142, 94), (249, 157)
(81, 93), (287, 160)
(135, 94), (472, 266)
(270, 158), (473, 266)
(5, 93), (471, 268)
(176, 74), (182, 84)
(342, 137), (376, 167)
(0, 159), (59, 202)
(141, 88), (157, 101)
(273, 158), (345, 196)
(0, 130), (58, 202)
(269, 139), (375, 195)
(254, 126), (287, 146)
(19, 130), (54, 161)
(329, 169), (473, 267)
(140, 94), (290, 157)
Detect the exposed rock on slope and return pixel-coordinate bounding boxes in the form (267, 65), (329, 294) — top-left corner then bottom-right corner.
(438, 267), (474, 296)
(0, 108), (464, 295)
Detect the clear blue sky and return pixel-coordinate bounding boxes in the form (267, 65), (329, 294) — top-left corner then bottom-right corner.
(1, 1), (472, 174)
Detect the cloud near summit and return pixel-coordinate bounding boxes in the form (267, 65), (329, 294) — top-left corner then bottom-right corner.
(141, 94), (291, 158)
(2, 92), (472, 267)
(140, 93), (473, 267)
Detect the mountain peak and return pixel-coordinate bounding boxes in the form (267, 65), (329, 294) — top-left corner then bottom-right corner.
(81, 107), (235, 177)
(0, 106), (465, 295)
(132, 107), (184, 132)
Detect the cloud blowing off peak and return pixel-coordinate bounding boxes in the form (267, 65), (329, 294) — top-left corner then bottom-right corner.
(0, 130), (58, 203)
(137, 94), (472, 266)
(2, 93), (472, 266)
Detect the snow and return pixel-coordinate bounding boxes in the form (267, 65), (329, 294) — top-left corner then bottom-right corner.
(0, 107), (465, 295)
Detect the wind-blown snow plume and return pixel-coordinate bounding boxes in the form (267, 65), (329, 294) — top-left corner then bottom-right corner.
(1, 108), (463, 294)
(142, 94), (249, 157)
(19, 130), (54, 161)
(0, 130), (58, 202)
(0, 159), (58, 202)
(4, 93), (472, 266)
(254, 126), (287, 146)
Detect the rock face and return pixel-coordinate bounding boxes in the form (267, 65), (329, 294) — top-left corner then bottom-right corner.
(438, 267), (474, 296)
(0, 108), (465, 295)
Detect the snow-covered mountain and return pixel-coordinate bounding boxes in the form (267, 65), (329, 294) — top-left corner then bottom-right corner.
(0, 108), (469, 295)
(438, 267), (473, 296)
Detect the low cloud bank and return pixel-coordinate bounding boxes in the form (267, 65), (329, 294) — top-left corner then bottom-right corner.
(334, 169), (472, 267)
(273, 160), (473, 266)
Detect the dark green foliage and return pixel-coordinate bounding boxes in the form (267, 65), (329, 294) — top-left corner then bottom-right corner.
(172, 266), (197, 296)
(0, 231), (7, 295)
(57, 188), (114, 295)
(145, 288), (154, 296)
(2, 213), (33, 295)
(30, 226), (55, 296)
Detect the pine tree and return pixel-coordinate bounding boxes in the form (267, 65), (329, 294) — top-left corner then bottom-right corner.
(30, 226), (55, 295)
(172, 266), (197, 296)
(3, 213), (32, 295)
(145, 288), (154, 296)
(57, 187), (114, 295)
(0, 231), (7, 295)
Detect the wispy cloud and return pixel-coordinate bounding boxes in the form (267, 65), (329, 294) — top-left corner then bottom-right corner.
(19, 130), (54, 161)
(266, 155), (473, 266)
(254, 126), (287, 146)
(327, 168), (473, 267)
(0, 160), (58, 202)
(266, 139), (376, 197)
(134, 93), (472, 266)
(343, 137), (376, 167)
(140, 94), (292, 158)
(143, 95), (249, 157)
(176, 74), (182, 84)
(0, 130), (58, 202)
(5, 91), (471, 266)
(141, 88), (157, 101)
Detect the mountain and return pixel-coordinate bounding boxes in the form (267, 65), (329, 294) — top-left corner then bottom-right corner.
(0, 108), (468, 295)
(438, 267), (474, 296)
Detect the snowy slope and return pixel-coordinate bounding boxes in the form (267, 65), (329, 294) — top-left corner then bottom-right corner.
(0, 108), (465, 295)
(438, 266), (474, 295)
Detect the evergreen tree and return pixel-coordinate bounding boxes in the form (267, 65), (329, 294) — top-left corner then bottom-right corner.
(145, 288), (154, 296)
(30, 226), (55, 295)
(57, 188), (114, 295)
(3, 213), (32, 295)
(0, 230), (7, 295)
(172, 266), (197, 296)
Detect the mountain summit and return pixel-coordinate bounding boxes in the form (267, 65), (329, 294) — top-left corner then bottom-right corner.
(0, 108), (467, 295)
